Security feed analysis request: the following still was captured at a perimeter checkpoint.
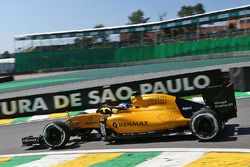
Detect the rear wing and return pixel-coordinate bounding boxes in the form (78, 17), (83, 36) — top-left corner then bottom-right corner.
(202, 82), (237, 121)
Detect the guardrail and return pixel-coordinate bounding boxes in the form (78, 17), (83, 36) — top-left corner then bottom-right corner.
(15, 35), (250, 73)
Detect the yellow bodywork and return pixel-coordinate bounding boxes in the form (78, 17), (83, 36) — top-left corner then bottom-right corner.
(65, 94), (190, 134)
(65, 113), (102, 129)
(107, 94), (190, 133)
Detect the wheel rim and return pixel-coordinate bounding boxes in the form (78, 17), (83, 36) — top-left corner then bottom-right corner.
(196, 117), (214, 136)
(192, 113), (218, 140)
(43, 123), (65, 147)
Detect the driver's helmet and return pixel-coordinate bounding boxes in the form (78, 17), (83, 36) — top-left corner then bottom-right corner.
(98, 107), (112, 114)
(118, 103), (130, 109)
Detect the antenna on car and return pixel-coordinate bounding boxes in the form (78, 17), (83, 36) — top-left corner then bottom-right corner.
(66, 111), (70, 119)
(131, 90), (141, 96)
(65, 106), (73, 124)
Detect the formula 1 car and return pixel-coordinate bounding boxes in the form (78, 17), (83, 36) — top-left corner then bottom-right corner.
(22, 82), (237, 149)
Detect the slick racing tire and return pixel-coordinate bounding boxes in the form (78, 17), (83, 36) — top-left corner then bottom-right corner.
(190, 109), (222, 141)
(42, 121), (70, 148)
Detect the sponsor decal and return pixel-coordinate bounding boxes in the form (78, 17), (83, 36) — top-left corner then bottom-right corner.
(147, 101), (167, 106)
(113, 121), (148, 128)
(22, 136), (39, 143)
(214, 101), (234, 108)
(182, 106), (193, 110)
(146, 96), (167, 106)
(85, 121), (99, 125)
(112, 122), (118, 128)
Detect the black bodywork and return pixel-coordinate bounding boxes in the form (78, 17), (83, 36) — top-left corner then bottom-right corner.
(176, 82), (237, 121)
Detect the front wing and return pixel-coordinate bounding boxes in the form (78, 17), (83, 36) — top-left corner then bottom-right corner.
(22, 135), (45, 146)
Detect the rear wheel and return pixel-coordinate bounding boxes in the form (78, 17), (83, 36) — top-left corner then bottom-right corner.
(190, 109), (221, 141)
(42, 121), (70, 148)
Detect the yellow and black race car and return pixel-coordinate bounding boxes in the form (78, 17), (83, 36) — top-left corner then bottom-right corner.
(22, 82), (237, 148)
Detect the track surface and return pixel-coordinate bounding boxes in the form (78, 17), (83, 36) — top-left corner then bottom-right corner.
(0, 98), (249, 155)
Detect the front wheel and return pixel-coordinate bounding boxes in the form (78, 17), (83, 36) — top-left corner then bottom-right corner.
(190, 109), (222, 141)
(42, 121), (70, 148)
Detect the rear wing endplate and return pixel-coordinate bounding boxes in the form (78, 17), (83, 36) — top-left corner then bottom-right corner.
(202, 82), (237, 121)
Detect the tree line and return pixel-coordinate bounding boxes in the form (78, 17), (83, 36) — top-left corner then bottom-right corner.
(74, 3), (206, 49)
(0, 51), (13, 59)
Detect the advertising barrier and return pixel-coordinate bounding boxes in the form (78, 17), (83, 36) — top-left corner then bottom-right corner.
(0, 69), (222, 119)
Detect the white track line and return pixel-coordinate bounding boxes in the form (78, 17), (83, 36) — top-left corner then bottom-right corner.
(16, 154), (81, 167)
(25, 109), (97, 123)
(135, 151), (204, 167)
(28, 115), (49, 122)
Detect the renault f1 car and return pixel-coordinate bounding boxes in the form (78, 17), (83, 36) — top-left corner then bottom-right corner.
(22, 82), (237, 148)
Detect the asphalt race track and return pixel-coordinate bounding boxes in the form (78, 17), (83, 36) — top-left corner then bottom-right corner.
(0, 98), (249, 155)
(1, 61), (250, 155)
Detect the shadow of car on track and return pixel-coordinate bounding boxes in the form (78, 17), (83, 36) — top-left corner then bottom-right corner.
(107, 133), (197, 145)
(199, 124), (250, 143)
(203, 124), (238, 143)
(24, 138), (88, 151)
(24, 134), (101, 151)
(108, 124), (250, 145)
(24, 140), (83, 151)
(24, 144), (49, 151)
